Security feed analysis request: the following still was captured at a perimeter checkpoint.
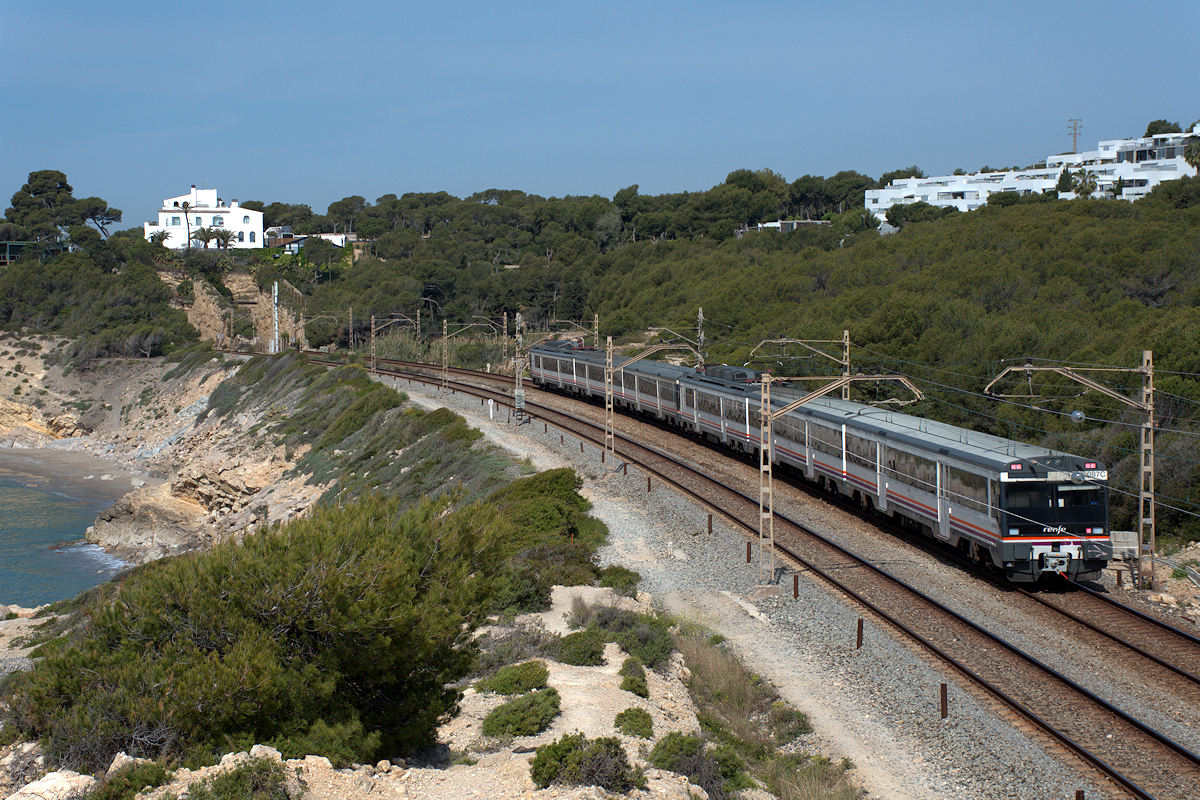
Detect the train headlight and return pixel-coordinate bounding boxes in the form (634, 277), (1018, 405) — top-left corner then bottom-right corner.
(1070, 471), (1085, 485)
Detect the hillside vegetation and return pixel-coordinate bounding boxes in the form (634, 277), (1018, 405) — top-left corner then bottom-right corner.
(1, 469), (603, 771)
(3, 169), (1200, 542)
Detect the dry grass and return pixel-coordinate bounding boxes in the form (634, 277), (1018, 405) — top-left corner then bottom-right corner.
(675, 630), (861, 800)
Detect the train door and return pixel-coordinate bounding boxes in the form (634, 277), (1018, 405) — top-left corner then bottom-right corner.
(935, 462), (951, 541)
(875, 441), (888, 511)
(804, 420), (815, 480)
(718, 395), (727, 443)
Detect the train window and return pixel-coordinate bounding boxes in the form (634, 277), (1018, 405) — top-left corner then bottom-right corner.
(946, 466), (987, 513)
(663, 383), (679, 405)
(696, 392), (721, 416)
(587, 364), (603, 383)
(1004, 488), (1051, 509)
(846, 432), (875, 469)
(885, 447), (936, 493)
(775, 418), (804, 445)
(724, 399), (744, 423)
(810, 424), (842, 456)
(638, 376), (656, 396)
(1057, 486), (1101, 507)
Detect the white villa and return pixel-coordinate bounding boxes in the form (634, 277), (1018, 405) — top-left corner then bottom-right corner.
(865, 126), (1199, 220)
(144, 186), (264, 249)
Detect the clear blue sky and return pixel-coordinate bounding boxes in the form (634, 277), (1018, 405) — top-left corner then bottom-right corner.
(3, 1), (1197, 227)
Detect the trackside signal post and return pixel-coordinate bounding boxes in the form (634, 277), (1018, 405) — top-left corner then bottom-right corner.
(757, 373), (923, 584)
(985, 353), (1157, 587)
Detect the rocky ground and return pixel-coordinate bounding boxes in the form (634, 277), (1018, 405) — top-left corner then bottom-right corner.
(0, 339), (327, 565)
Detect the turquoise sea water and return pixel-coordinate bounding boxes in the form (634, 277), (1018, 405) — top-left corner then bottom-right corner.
(0, 476), (126, 607)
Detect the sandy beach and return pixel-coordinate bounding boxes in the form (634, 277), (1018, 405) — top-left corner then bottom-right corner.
(0, 446), (149, 504)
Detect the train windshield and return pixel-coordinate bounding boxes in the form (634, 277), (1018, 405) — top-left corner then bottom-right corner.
(1002, 482), (1107, 531)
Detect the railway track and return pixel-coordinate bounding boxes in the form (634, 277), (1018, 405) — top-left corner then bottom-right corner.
(360, 354), (1200, 686)
(301, 352), (1200, 798)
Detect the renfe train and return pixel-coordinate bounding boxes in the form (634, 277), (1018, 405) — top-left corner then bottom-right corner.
(529, 340), (1111, 583)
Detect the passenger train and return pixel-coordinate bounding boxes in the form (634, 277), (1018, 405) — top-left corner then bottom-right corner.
(529, 340), (1111, 582)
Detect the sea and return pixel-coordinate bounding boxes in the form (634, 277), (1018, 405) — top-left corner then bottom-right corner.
(0, 474), (126, 607)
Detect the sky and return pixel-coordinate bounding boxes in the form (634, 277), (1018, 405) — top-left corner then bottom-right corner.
(3, 1), (1198, 227)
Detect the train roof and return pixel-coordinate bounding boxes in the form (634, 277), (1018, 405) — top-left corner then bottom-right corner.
(529, 343), (1102, 474)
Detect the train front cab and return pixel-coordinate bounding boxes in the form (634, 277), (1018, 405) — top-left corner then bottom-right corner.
(998, 462), (1111, 583)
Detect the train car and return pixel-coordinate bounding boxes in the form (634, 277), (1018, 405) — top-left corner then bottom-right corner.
(528, 340), (1111, 583)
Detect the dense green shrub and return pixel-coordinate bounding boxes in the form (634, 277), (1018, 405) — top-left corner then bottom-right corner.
(84, 762), (173, 800)
(2, 494), (507, 771)
(461, 468), (608, 615)
(475, 660), (549, 695)
(555, 630), (606, 666)
(587, 607), (674, 669)
(613, 707), (653, 739)
(480, 688), (561, 738)
(619, 657), (649, 698)
(187, 758), (291, 800)
(597, 565), (641, 597)
(649, 732), (749, 800)
(530, 733), (646, 792)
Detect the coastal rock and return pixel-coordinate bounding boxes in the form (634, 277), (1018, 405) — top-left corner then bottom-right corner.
(5, 769), (96, 800)
(89, 483), (209, 561)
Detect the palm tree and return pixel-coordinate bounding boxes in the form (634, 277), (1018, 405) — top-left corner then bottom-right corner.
(1185, 138), (1200, 171)
(180, 201), (193, 250)
(191, 227), (215, 250)
(1072, 168), (1097, 199)
(148, 230), (170, 247)
(212, 229), (237, 250)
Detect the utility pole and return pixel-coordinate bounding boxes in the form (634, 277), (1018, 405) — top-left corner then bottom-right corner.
(603, 341), (701, 465)
(370, 315), (376, 371)
(593, 313), (599, 350)
(1069, 118), (1083, 154)
(441, 319), (448, 390)
(758, 373), (923, 584)
(842, 329), (851, 400)
(1139, 351), (1156, 588)
(605, 336), (615, 459)
(985, 354), (1157, 587)
(416, 306), (421, 337)
(697, 307), (705, 371)
(514, 312), (526, 421)
(272, 281), (280, 355)
(502, 312), (508, 363)
(348, 306), (353, 351)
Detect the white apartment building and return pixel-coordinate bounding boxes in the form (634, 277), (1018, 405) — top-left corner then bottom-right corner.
(865, 126), (1198, 220)
(144, 185), (264, 248)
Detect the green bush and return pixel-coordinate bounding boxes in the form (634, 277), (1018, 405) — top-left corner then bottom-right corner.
(597, 565), (641, 597)
(768, 701), (812, 743)
(555, 630), (606, 666)
(475, 660), (549, 695)
(481, 688), (561, 738)
(649, 732), (748, 800)
(2, 493), (507, 771)
(530, 733), (646, 792)
(84, 762), (173, 800)
(614, 707), (653, 739)
(187, 758), (291, 800)
(587, 607), (674, 669)
(619, 657), (648, 698)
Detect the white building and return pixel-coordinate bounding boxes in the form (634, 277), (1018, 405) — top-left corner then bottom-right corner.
(144, 185), (264, 249)
(865, 126), (1198, 220)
